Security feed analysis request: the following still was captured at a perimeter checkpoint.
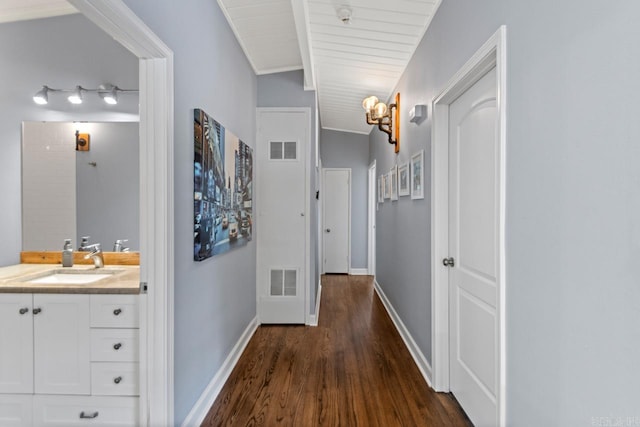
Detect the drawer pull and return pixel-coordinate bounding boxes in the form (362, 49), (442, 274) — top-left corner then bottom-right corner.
(79, 411), (99, 419)
(33, 308), (42, 315)
(113, 343), (122, 350)
(114, 376), (123, 384)
(19, 307), (29, 315)
(113, 308), (122, 316)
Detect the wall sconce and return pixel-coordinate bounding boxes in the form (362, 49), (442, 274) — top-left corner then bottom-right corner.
(32, 83), (137, 106)
(362, 93), (400, 153)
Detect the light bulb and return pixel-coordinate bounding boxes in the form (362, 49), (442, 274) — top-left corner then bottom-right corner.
(362, 96), (378, 112)
(373, 102), (388, 118)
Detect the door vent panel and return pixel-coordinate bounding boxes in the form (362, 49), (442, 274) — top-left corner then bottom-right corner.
(269, 141), (297, 160)
(270, 268), (297, 296)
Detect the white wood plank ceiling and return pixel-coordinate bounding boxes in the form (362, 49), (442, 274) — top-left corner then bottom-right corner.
(219, 0), (441, 135)
(0, 0), (76, 23)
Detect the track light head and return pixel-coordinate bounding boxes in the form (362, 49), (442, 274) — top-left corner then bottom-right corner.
(68, 86), (84, 104)
(98, 84), (118, 105)
(33, 86), (49, 105)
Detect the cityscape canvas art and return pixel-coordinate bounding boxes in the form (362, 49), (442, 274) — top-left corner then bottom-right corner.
(194, 109), (253, 261)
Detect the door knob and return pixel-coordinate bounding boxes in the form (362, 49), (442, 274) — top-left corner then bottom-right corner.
(442, 257), (455, 267)
(325, 228), (331, 233)
(19, 307), (29, 315)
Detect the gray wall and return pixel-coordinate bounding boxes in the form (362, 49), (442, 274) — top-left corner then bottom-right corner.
(320, 129), (369, 269)
(121, 1), (257, 425)
(257, 70), (321, 314)
(76, 122), (139, 251)
(0, 14), (139, 267)
(370, 0), (640, 424)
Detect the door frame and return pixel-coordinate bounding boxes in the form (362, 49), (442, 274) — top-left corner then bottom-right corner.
(69, 1), (175, 425)
(255, 107), (312, 324)
(431, 26), (506, 425)
(368, 160), (376, 276)
(321, 167), (351, 274)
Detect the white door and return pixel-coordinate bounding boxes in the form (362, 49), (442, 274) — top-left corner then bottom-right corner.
(33, 294), (90, 395)
(322, 168), (350, 273)
(257, 110), (308, 324)
(448, 67), (499, 426)
(0, 294), (34, 394)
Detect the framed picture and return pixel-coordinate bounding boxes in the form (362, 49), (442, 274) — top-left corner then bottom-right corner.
(390, 165), (398, 201)
(377, 175), (384, 203)
(398, 162), (409, 196)
(411, 150), (425, 200)
(383, 172), (391, 199)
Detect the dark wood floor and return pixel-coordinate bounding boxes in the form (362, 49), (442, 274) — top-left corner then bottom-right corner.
(201, 274), (472, 426)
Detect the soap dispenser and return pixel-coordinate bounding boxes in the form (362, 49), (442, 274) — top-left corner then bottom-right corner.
(62, 239), (74, 267)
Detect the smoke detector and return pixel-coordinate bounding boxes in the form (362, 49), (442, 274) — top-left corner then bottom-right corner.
(337, 7), (352, 25)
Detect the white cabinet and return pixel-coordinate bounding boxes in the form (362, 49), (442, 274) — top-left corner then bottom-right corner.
(0, 294), (90, 396)
(33, 295), (90, 395)
(0, 293), (140, 427)
(0, 294), (33, 394)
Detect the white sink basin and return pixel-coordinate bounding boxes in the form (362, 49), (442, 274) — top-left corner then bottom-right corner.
(28, 273), (113, 284)
(23, 269), (123, 285)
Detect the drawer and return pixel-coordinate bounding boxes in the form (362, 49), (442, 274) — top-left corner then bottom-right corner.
(90, 295), (139, 328)
(0, 394), (33, 427)
(91, 362), (139, 396)
(33, 395), (138, 427)
(90, 329), (139, 362)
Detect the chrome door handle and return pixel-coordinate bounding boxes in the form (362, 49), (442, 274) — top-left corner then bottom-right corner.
(19, 307), (29, 315)
(79, 411), (99, 419)
(442, 257), (455, 267)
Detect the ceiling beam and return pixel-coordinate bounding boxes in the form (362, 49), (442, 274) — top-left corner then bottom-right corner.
(290, 0), (315, 91)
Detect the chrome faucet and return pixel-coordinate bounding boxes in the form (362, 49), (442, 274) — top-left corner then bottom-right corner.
(113, 239), (130, 252)
(84, 244), (104, 268)
(79, 236), (92, 251)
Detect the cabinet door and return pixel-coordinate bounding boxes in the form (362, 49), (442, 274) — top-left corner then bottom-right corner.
(33, 294), (90, 395)
(0, 294), (34, 394)
(0, 394), (33, 427)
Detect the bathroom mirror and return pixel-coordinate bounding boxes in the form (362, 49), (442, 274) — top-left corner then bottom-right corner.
(21, 121), (139, 252)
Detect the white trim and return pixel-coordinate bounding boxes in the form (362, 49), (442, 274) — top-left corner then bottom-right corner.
(0, 2), (77, 24)
(290, 0), (315, 90)
(321, 168), (352, 274)
(367, 160), (377, 276)
(255, 107), (312, 326)
(255, 65), (304, 76)
(431, 26), (507, 426)
(68, 2), (175, 426)
(349, 268), (369, 276)
(374, 280), (432, 386)
(307, 280), (322, 326)
(181, 318), (259, 427)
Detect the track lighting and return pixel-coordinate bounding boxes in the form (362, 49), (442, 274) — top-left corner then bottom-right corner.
(98, 84), (118, 105)
(31, 83), (138, 106)
(68, 86), (84, 104)
(33, 86), (49, 105)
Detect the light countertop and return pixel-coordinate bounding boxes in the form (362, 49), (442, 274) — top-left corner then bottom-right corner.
(0, 264), (140, 294)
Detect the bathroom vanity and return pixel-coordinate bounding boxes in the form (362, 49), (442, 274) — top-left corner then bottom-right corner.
(0, 264), (141, 427)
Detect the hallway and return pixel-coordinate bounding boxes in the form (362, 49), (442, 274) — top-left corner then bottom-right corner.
(202, 275), (471, 426)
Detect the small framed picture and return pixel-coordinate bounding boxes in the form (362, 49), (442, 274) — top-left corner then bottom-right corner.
(411, 150), (425, 200)
(398, 162), (410, 196)
(384, 172), (391, 199)
(390, 165), (398, 201)
(378, 175), (384, 203)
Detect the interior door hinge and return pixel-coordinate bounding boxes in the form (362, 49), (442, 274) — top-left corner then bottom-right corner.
(140, 282), (148, 293)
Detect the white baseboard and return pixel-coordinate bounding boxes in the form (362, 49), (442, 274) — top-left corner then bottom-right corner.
(181, 317), (259, 427)
(308, 280), (322, 326)
(374, 280), (433, 386)
(349, 268), (369, 275)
